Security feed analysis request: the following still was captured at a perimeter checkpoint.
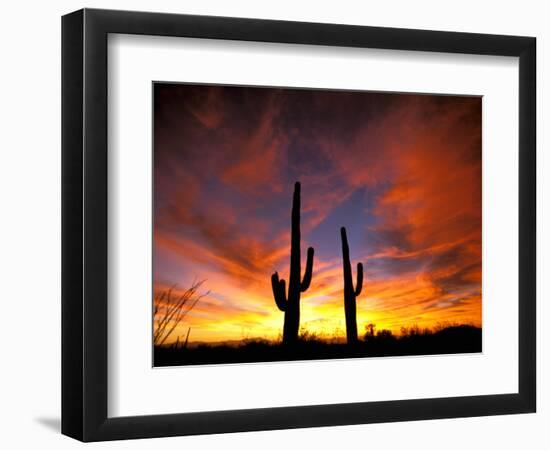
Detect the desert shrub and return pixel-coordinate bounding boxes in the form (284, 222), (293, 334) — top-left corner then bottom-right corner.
(153, 280), (208, 346)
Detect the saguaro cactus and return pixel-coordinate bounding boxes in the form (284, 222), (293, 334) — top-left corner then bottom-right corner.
(340, 227), (363, 344)
(271, 182), (315, 344)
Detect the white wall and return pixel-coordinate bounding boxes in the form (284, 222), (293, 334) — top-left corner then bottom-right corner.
(0, 0), (546, 448)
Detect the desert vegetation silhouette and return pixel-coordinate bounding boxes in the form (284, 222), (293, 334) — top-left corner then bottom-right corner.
(153, 280), (208, 346)
(340, 226), (364, 344)
(154, 322), (481, 367)
(271, 181), (315, 345)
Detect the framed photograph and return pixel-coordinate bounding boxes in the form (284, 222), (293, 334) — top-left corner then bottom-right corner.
(62, 8), (536, 441)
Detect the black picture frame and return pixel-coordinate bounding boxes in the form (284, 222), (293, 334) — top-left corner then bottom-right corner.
(62, 8), (536, 442)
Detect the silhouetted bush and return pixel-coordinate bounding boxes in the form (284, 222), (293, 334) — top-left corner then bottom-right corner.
(153, 280), (207, 346)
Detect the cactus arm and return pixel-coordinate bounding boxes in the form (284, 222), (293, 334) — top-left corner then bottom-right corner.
(300, 247), (314, 292)
(277, 279), (287, 311)
(271, 272), (287, 311)
(355, 262), (363, 297)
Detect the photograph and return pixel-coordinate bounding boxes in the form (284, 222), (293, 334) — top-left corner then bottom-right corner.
(152, 83), (482, 367)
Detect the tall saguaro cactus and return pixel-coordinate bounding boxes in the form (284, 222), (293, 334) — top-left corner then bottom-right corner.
(340, 227), (363, 344)
(271, 182), (315, 345)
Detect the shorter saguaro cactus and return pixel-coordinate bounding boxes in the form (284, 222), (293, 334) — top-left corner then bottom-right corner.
(340, 227), (363, 344)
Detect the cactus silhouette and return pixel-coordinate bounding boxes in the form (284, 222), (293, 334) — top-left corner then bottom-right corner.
(271, 182), (315, 345)
(340, 227), (363, 344)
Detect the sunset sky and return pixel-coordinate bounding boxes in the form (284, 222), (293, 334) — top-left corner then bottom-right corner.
(153, 83), (482, 344)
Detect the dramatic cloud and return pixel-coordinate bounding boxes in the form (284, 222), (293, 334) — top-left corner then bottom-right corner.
(154, 84), (481, 343)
